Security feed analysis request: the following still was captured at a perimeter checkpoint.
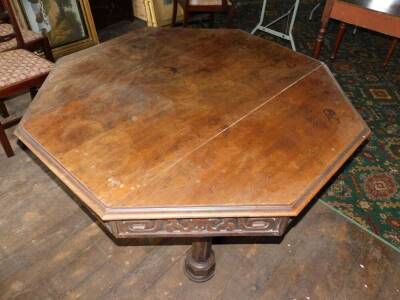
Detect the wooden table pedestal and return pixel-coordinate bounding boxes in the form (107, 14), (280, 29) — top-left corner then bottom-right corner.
(105, 217), (290, 282)
(185, 238), (216, 282)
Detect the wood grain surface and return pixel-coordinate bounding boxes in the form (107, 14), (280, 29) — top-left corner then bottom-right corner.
(15, 28), (370, 220)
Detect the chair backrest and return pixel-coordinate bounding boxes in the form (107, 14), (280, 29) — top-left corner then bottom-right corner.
(0, 0), (24, 48)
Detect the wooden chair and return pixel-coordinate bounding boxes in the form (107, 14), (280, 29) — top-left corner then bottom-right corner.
(172, 0), (235, 28)
(0, 0), (54, 62)
(0, 49), (53, 157)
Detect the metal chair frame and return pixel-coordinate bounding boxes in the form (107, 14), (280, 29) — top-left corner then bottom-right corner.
(251, 0), (301, 51)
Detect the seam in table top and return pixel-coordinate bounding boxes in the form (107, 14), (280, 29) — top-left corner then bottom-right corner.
(22, 63), (323, 187)
(144, 64), (323, 184)
(16, 63), (324, 211)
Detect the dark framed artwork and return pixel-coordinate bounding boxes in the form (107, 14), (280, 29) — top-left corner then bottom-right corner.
(14, 0), (98, 57)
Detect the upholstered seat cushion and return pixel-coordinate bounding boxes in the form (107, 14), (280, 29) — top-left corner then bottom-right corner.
(0, 49), (53, 90)
(0, 23), (42, 52)
(189, 0), (232, 6)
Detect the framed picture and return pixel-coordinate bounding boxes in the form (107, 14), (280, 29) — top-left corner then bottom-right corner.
(13, 0), (98, 58)
(133, 0), (183, 27)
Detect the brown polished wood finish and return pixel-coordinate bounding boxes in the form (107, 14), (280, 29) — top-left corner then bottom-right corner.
(313, 0), (400, 60)
(16, 28), (370, 220)
(16, 28), (370, 282)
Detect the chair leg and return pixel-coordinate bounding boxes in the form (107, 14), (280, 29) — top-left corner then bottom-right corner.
(331, 22), (346, 60)
(226, 5), (235, 28)
(313, 0), (335, 59)
(42, 37), (55, 62)
(384, 38), (398, 66)
(0, 101), (9, 118)
(209, 13), (214, 28)
(30, 87), (39, 100)
(0, 122), (14, 157)
(172, 0), (178, 27)
(181, 0), (191, 28)
(313, 19), (329, 58)
(183, 8), (189, 27)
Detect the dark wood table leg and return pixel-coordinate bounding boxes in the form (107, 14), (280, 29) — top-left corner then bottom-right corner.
(184, 238), (215, 282)
(331, 22), (346, 60)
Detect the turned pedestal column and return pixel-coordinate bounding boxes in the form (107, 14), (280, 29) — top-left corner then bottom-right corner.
(184, 238), (216, 282)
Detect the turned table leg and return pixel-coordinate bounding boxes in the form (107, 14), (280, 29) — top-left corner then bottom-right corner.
(184, 238), (215, 282)
(331, 22), (346, 60)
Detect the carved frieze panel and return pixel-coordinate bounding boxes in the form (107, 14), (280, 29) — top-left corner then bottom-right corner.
(106, 217), (290, 238)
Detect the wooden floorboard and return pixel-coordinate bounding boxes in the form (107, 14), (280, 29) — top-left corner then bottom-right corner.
(1, 86), (399, 300)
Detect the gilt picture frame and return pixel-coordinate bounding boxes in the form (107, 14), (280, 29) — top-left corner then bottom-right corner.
(12, 0), (98, 58)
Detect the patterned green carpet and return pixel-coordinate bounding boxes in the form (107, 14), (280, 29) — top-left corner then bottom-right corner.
(207, 0), (400, 251)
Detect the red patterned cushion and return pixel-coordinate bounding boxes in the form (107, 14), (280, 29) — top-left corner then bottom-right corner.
(0, 49), (53, 90)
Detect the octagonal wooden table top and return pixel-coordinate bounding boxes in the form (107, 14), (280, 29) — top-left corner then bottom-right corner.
(16, 28), (370, 221)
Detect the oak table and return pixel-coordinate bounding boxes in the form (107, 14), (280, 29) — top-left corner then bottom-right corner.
(16, 28), (370, 283)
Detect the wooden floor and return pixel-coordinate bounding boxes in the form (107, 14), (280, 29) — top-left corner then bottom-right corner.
(1, 94), (399, 299)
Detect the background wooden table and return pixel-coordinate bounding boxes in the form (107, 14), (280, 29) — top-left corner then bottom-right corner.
(313, 0), (400, 58)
